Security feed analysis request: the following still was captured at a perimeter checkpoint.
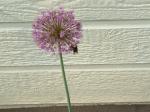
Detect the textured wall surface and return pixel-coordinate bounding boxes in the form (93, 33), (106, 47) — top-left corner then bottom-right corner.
(1, 0), (150, 108)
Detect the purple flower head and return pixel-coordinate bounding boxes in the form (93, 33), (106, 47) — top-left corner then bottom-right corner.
(32, 8), (82, 54)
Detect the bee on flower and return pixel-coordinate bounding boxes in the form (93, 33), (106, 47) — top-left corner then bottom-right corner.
(32, 7), (82, 54)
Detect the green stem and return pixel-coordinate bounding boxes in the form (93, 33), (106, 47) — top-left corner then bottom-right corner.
(59, 52), (72, 112)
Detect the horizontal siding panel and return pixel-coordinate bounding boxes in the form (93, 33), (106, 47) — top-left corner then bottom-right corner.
(0, 69), (150, 106)
(1, 0), (150, 22)
(0, 28), (150, 66)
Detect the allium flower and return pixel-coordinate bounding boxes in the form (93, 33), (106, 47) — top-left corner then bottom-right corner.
(32, 8), (82, 54)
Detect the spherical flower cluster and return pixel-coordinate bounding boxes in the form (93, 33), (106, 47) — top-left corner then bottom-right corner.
(32, 8), (82, 54)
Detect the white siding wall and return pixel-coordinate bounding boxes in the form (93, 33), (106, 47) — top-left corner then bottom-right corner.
(1, 0), (150, 108)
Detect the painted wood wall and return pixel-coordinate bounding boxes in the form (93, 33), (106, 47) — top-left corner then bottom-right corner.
(1, 0), (150, 108)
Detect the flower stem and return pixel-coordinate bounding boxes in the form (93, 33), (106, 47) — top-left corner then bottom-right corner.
(59, 52), (72, 112)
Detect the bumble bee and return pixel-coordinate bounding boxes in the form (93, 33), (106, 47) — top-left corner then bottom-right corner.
(71, 46), (78, 54)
